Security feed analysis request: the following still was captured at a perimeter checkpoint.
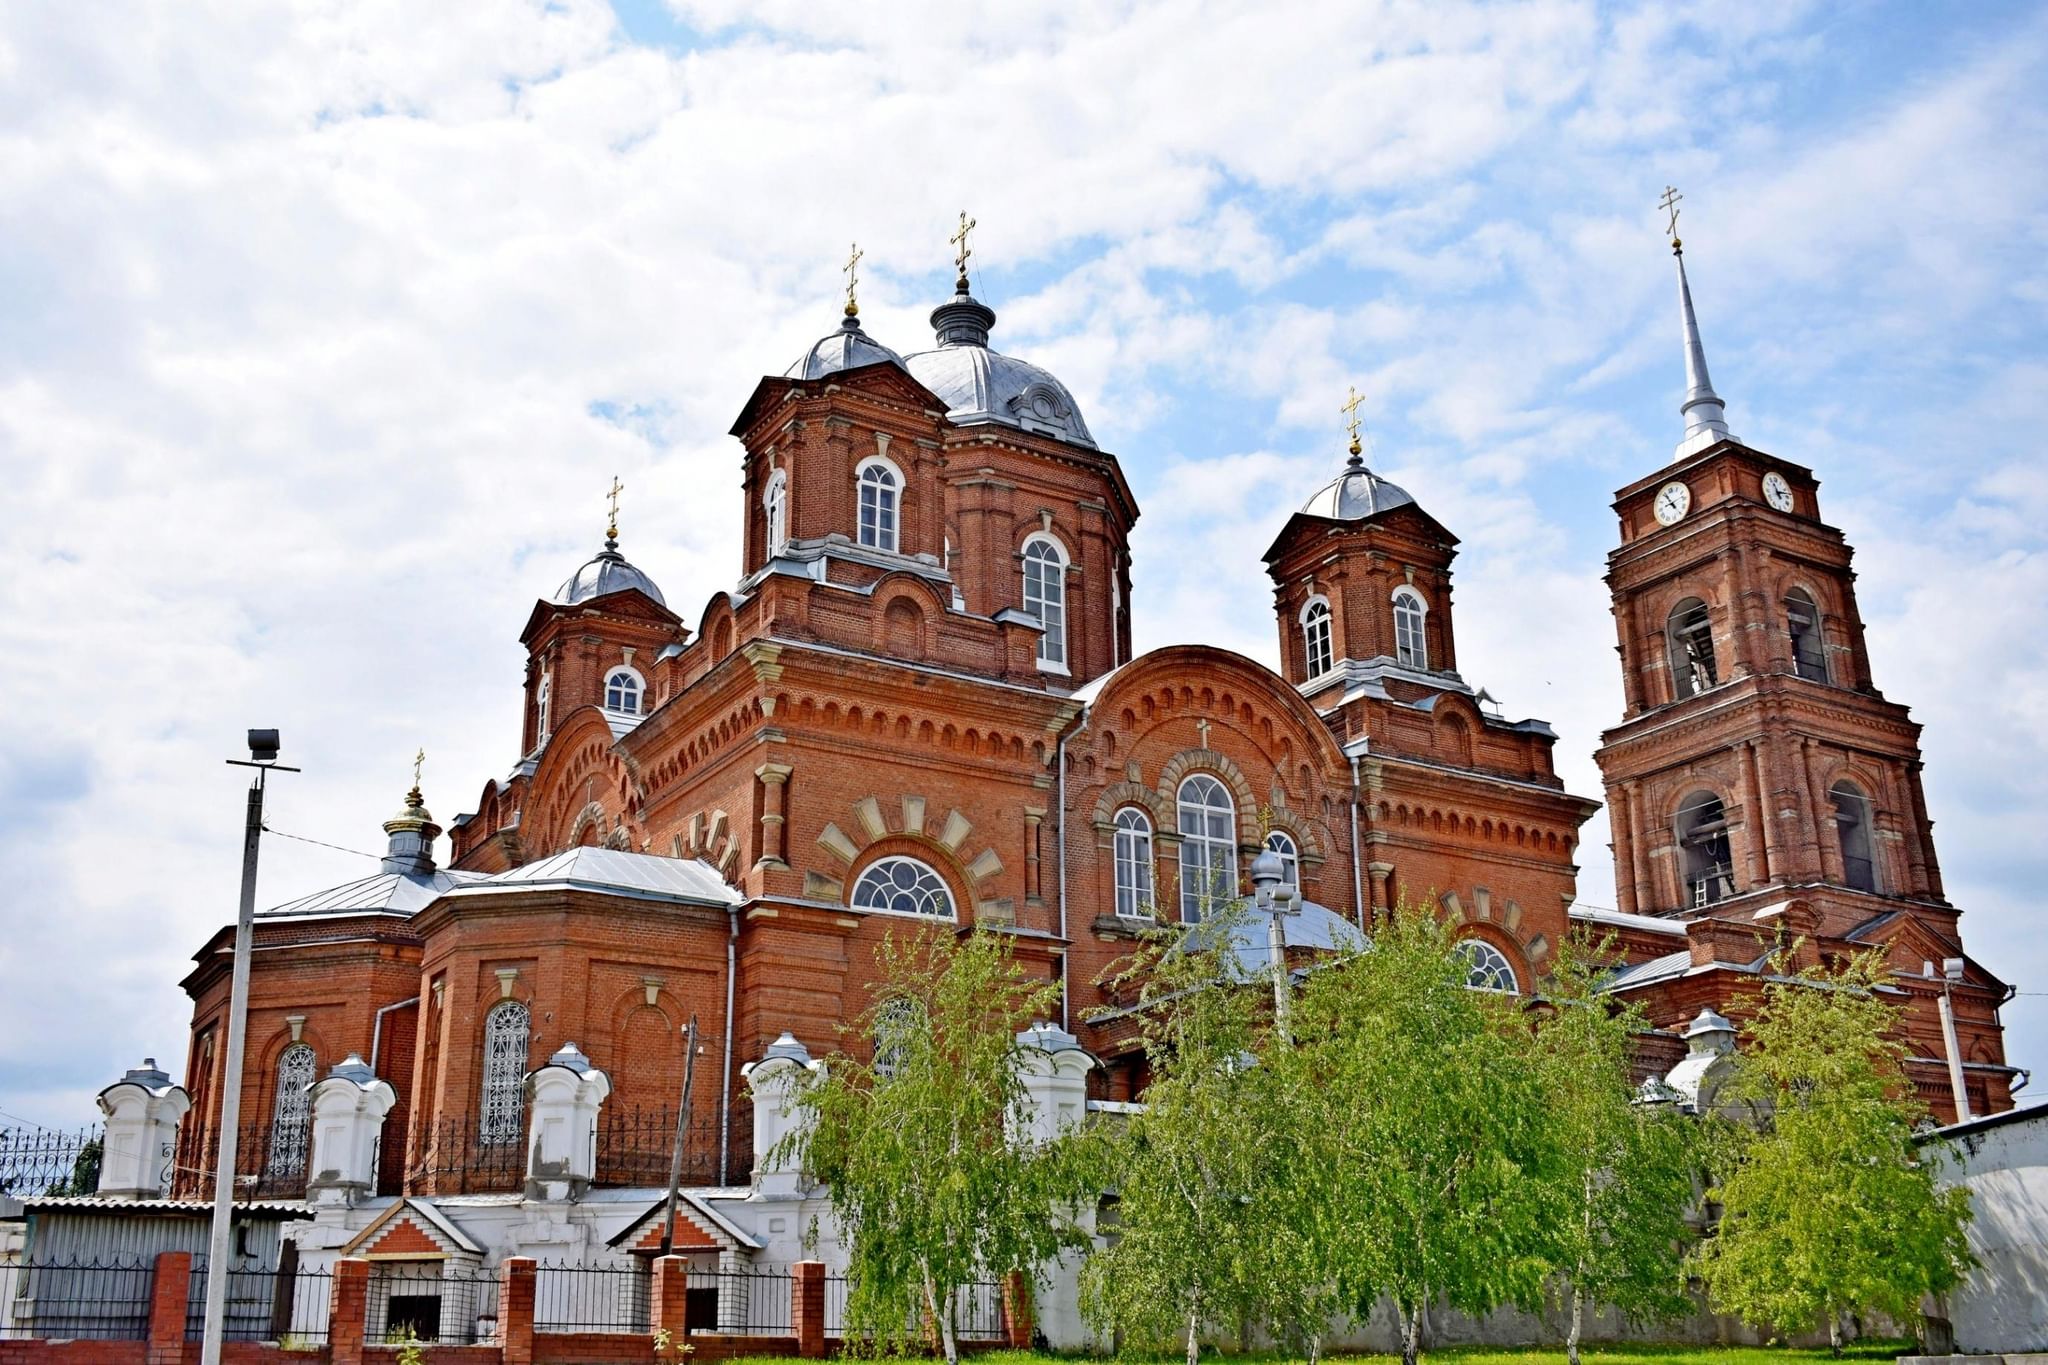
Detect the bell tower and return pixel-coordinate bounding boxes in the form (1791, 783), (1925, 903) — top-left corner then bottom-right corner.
(1592, 195), (2012, 1118)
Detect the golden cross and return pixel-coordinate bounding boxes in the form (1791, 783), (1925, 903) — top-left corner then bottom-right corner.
(1659, 185), (1683, 243)
(606, 475), (624, 540)
(1341, 385), (1366, 454)
(412, 747), (425, 791)
(843, 241), (863, 317)
(949, 211), (976, 283)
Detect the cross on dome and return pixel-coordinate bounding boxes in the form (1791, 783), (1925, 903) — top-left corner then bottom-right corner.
(949, 211), (976, 288)
(843, 241), (863, 318)
(605, 475), (624, 546)
(1341, 385), (1367, 465)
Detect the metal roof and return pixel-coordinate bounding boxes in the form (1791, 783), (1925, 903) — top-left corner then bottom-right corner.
(554, 539), (665, 607)
(458, 847), (741, 908)
(1570, 905), (1689, 938)
(901, 284), (1095, 449)
(787, 315), (905, 380)
(1600, 949), (1691, 992)
(20, 1197), (309, 1218)
(1297, 456), (1418, 522)
(262, 868), (486, 919)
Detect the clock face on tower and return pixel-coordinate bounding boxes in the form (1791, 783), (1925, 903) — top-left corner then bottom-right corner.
(1762, 471), (1795, 512)
(1653, 481), (1692, 525)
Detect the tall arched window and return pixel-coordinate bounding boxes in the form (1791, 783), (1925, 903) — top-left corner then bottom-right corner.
(479, 1000), (531, 1147)
(1667, 598), (1717, 699)
(264, 1044), (316, 1179)
(763, 469), (788, 557)
(534, 675), (551, 744)
(1786, 588), (1828, 682)
(1392, 587), (1428, 669)
(1831, 781), (1878, 892)
(1301, 597), (1333, 677)
(1113, 808), (1154, 918)
(604, 667), (643, 716)
(1177, 774), (1237, 922)
(857, 459), (901, 552)
(1022, 535), (1068, 671)
(872, 998), (921, 1080)
(1458, 940), (1518, 993)
(851, 856), (956, 919)
(1264, 831), (1300, 891)
(1676, 792), (1735, 907)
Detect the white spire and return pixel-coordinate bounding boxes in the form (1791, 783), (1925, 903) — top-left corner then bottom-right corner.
(1662, 188), (1737, 460)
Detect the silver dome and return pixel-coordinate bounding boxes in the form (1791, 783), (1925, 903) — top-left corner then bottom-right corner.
(901, 286), (1096, 449)
(554, 540), (666, 607)
(787, 314), (905, 381)
(1298, 455), (1417, 522)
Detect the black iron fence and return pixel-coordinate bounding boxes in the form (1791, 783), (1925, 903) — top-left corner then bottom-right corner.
(184, 1259), (333, 1346)
(0, 1258), (156, 1340)
(692, 1266), (794, 1335)
(403, 1117), (527, 1195)
(594, 1108), (753, 1189)
(364, 1262), (501, 1346)
(533, 1261), (650, 1334)
(170, 1122), (310, 1200)
(0, 1126), (103, 1197)
(820, 1275), (1008, 1344)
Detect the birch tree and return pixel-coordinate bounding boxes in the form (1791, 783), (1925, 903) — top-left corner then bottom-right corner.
(788, 926), (1099, 1363)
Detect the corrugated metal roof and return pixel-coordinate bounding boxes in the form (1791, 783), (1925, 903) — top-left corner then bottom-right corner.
(457, 848), (741, 908)
(261, 869), (486, 919)
(1600, 949), (1691, 992)
(21, 1197), (309, 1217)
(1570, 905), (1688, 938)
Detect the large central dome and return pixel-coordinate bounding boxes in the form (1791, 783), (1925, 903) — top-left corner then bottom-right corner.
(903, 284), (1096, 449)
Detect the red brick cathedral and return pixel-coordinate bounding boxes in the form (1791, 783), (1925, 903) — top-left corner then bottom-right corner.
(177, 233), (2015, 1204)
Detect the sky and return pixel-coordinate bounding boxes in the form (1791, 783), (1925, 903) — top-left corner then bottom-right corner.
(3, 0), (2047, 1130)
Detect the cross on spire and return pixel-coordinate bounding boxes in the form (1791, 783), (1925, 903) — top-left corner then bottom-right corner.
(949, 211), (976, 288)
(1659, 185), (1683, 251)
(411, 747), (425, 796)
(1341, 384), (1366, 459)
(843, 241), (863, 318)
(605, 475), (624, 545)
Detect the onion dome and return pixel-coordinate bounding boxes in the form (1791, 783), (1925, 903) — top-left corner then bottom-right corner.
(381, 769), (442, 875)
(786, 314), (906, 381)
(1298, 443), (1417, 521)
(903, 280), (1096, 449)
(553, 532), (665, 607)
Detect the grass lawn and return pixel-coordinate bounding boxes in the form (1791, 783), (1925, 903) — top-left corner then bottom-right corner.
(712, 1347), (1915, 1365)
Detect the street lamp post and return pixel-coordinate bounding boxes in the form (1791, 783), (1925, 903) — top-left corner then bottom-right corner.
(200, 730), (297, 1365)
(1249, 849), (1299, 1040)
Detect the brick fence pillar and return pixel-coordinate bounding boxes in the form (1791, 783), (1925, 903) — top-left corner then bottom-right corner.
(500, 1257), (537, 1365)
(1001, 1270), (1033, 1350)
(792, 1261), (826, 1359)
(329, 1259), (370, 1365)
(650, 1256), (689, 1358)
(146, 1251), (191, 1365)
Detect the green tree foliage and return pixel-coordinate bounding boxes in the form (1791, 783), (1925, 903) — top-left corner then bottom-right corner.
(787, 925), (1099, 1363)
(1079, 903), (1313, 1365)
(1279, 905), (1560, 1365)
(1690, 950), (1975, 1350)
(1535, 937), (1700, 1365)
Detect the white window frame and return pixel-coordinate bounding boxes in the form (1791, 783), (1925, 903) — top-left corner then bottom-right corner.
(1458, 940), (1519, 994)
(534, 674), (551, 744)
(763, 468), (789, 558)
(850, 855), (957, 920)
(1021, 531), (1069, 674)
(1392, 586), (1429, 670)
(856, 455), (904, 553)
(1264, 830), (1300, 891)
(479, 999), (531, 1147)
(603, 665), (645, 717)
(1300, 595), (1334, 678)
(1113, 807), (1155, 918)
(1177, 774), (1237, 923)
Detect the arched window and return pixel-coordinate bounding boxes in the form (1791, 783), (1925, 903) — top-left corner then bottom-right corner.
(1458, 940), (1519, 994)
(1113, 808), (1154, 918)
(857, 459), (901, 553)
(603, 667), (643, 716)
(851, 856), (955, 919)
(1392, 587), (1428, 669)
(1301, 597), (1333, 678)
(1177, 774), (1237, 923)
(872, 998), (921, 1080)
(1831, 781), (1878, 892)
(1022, 535), (1068, 671)
(479, 1000), (530, 1147)
(1676, 792), (1735, 907)
(1264, 830), (1299, 890)
(763, 469), (788, 558)
(1786, 588), (1828, 682)
(1667, 598), (1717, 699)
(534, 675), (551, 744)
(264, 1044), (316, 1179)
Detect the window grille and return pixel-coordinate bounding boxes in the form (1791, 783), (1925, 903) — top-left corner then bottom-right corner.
(264, 1044), (315, 1180)
(1022, 538), (1067, 668)
(479, 1000), (531, 1147)
(1393, 588), (1428, 669)
(1113, 808), (1154, 917)
(1177, 775), (1237, 923)
(857, 464), (899, 552)
(850, 856), (955, 919)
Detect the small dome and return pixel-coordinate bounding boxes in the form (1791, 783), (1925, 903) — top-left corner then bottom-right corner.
(1299, 454), (1416, 522)
(902, 284), (1096, 449)
(787, 314), (906, 381)
(554, 540), (665, 607)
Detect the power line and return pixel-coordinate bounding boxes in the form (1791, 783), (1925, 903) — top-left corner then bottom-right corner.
(260, 825), (380, 860)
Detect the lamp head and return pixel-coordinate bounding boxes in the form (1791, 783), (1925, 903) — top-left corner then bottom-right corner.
(247, 729), (281, 763)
